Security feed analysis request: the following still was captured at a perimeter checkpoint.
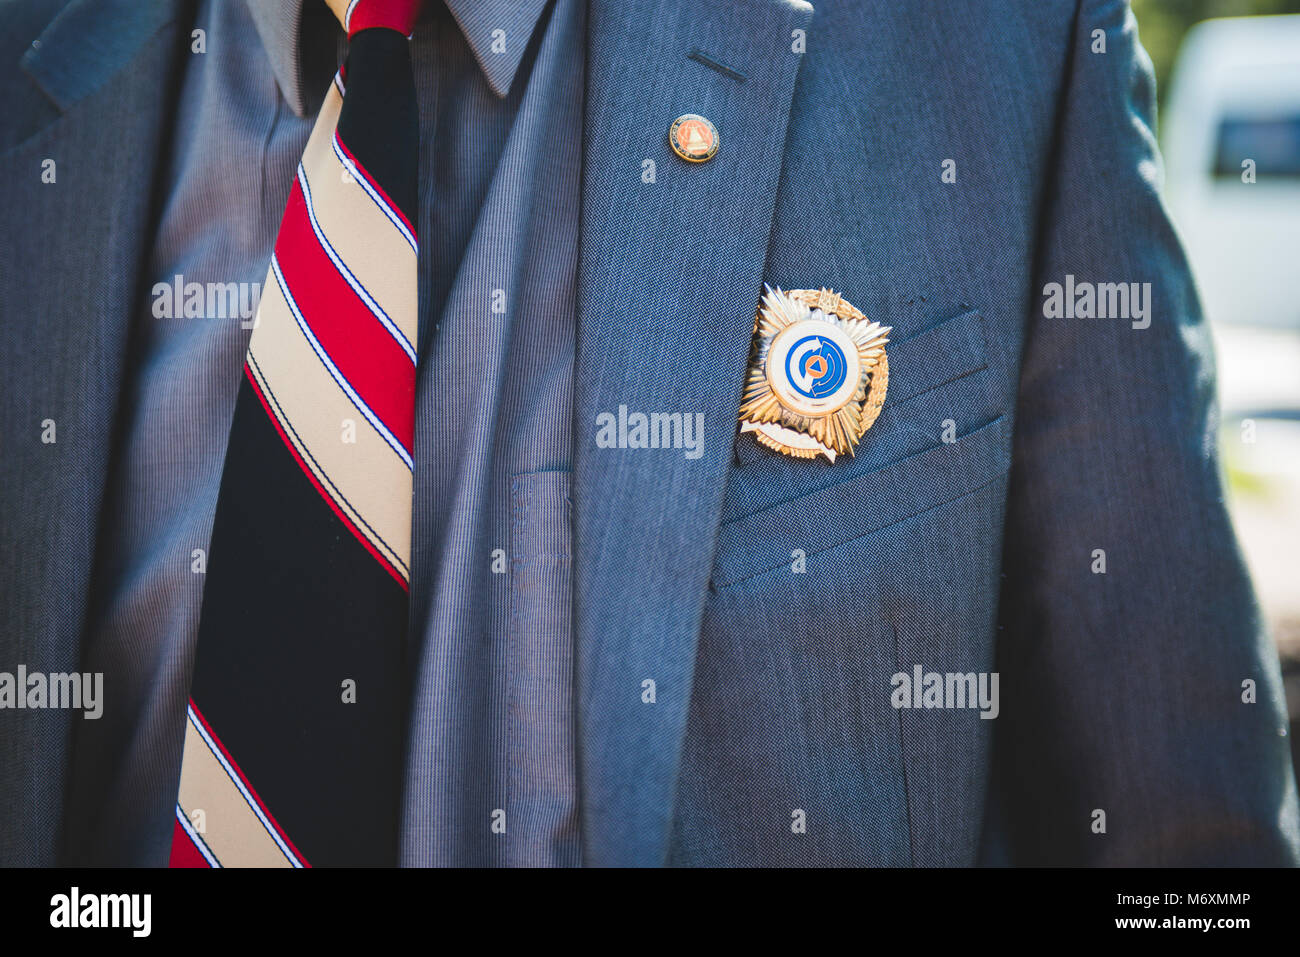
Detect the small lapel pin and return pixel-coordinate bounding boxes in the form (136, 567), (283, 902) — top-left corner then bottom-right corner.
(739, 286), (890, 462)
(669, 114), (719, 163)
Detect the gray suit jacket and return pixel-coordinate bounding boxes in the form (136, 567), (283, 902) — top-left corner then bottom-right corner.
(2, 0), (1297, 866)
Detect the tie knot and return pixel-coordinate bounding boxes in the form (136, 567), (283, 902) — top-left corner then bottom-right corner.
(326, 0), (423, 38)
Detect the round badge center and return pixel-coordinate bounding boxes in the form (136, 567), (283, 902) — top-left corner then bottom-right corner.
(766, 317), (861, 416)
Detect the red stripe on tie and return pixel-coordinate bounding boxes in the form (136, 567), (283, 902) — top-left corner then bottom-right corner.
(244, 363), (411, 590)
(274, 177), (415, 457)
(346, 0), (423, 39)
(169, 818), (213, 868)
(187, 698), (313, 868)
(333, 132), (416, 241)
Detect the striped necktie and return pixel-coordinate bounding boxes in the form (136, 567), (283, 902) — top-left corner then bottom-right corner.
(170, 0), (422, 868)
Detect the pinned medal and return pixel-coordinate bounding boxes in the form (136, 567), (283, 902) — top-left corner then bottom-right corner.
(739, 286), (890, 462)
(669, 114), (719, 163)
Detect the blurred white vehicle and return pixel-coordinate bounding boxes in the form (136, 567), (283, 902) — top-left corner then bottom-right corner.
(1163, 14), (1300, 411)
(1162, 15), (1300, 654)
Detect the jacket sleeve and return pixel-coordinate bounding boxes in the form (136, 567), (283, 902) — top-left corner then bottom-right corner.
(988, 0), (1300, 865)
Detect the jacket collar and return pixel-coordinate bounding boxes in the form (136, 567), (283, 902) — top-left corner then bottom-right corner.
(572, 0), (813, 866)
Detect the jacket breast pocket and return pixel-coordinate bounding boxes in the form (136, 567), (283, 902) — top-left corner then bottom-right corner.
(713, 308), (1009, 587)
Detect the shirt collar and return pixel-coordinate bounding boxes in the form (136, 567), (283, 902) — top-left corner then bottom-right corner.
(247, 0), (552, 115)
(442, 0), (552, 98)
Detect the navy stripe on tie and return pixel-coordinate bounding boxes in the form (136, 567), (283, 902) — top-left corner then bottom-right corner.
(191, 377), (408, 866)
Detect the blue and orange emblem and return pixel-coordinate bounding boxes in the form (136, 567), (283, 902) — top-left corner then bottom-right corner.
(669, 114), (719, 163)
(739, 287), (890, 461)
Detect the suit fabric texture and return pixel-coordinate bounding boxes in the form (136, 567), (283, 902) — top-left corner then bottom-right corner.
(0, 0), (1296, 866)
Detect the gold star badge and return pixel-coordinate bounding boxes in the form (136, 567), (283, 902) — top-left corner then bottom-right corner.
(739, 286), (890, 462)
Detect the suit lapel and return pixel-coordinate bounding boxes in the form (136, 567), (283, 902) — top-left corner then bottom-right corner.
(0, 0), (185, 863)
(573, 0), (813, 866)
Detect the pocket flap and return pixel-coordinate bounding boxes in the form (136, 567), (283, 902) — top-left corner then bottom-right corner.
(713, 415), (1010, 587)
(881, 308), (988, 410)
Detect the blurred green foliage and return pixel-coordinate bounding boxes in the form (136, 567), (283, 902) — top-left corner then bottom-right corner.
(1133, 0), (1300, 105)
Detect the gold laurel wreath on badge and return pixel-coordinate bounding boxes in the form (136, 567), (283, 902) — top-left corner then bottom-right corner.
(738, 286), (890, 462)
